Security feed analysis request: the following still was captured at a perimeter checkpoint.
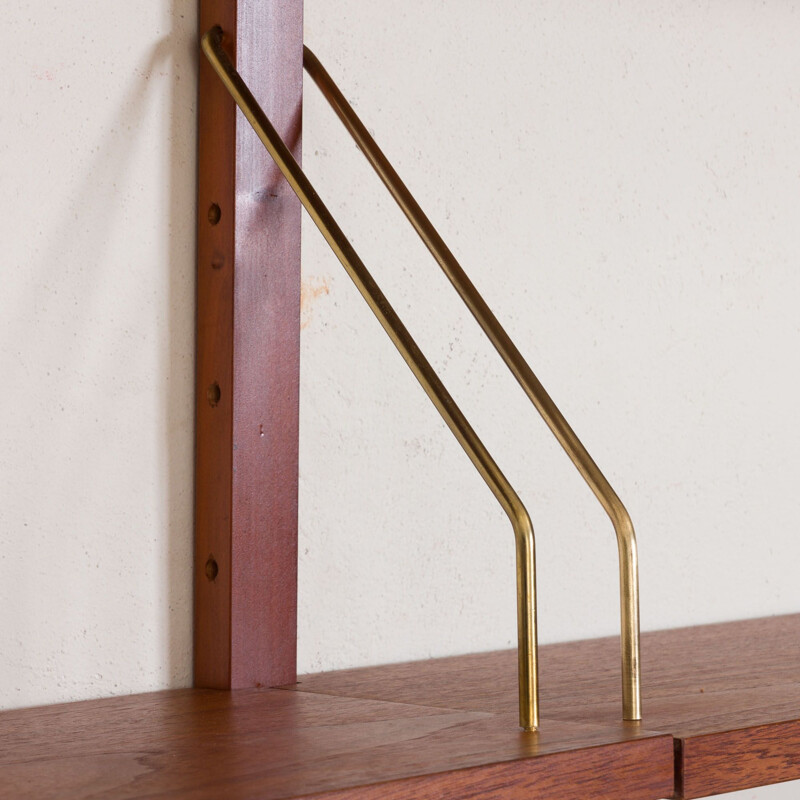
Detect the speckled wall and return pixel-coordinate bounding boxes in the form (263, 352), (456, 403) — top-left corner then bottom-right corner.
(299, 10), (800, 797)
(298, 1), (800, 676)
(3, 1), (196, 708)
(2, 9), (798, 791)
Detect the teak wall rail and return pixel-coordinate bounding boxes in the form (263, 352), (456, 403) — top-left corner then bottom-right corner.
(194, 0), (302, 691)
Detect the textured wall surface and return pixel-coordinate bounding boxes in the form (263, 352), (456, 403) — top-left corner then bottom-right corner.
(2, 8), (799, 800)
(298, 1), (800, 673)
(1, 0), (196, 708)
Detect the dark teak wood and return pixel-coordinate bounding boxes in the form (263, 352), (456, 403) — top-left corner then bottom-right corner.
(0, 689), (672, 800)
(292, 615), (800, 798)
(2, 616), (798, 798)
(195, 0), (303, 689)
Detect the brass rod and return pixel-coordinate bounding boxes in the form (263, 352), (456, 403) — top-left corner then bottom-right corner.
(302, 46), (641, 721)
(201, 27), (540, 731)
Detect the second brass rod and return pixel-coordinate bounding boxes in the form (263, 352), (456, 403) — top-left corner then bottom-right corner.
(303, 46), (641, 721)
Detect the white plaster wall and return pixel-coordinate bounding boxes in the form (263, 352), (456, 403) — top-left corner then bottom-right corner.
(299, 0), (800, 667)
(2, 2), (799, 797)
(299, 8), (800, 798)
(1, 1), (196, 707)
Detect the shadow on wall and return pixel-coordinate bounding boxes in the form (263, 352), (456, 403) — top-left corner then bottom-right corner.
(163, 0), (197, 693)
(1, 2), (195, 705)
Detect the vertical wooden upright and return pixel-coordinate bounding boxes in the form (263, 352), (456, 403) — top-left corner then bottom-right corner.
(195, 0), (303, 689)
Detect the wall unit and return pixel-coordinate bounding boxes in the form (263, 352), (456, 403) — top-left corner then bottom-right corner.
(2, 2), (798, 798)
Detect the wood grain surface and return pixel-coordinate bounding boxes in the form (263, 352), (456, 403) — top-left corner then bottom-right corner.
(679, 719), (800, 799)
(290, 616), (800, 718)
(4, 617), (796, 798)
(288, 615), (800, 797)
(195, 0), (303, 690)
(195, 0), (237, 691)
(0, 688), (672, 800)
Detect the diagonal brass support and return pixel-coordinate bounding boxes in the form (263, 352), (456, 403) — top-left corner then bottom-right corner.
(202, 26), (539, 731)
(302, 46), (642, 722)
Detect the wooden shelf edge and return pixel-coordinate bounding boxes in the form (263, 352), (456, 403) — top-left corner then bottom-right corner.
(2, 616), (797, 799)
(287, 614), (800, 799)
(0, 687), (673, 800)
(677, 718), (800, 799)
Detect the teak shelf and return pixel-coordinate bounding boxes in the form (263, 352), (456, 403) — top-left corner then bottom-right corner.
(2, 615), (799, 799)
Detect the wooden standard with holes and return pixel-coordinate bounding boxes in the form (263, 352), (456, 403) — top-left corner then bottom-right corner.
(195, 0), (303, 689)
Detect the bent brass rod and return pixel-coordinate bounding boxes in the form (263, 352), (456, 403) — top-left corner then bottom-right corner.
(302, 47), (641, 721)
(201, 27), (539, 731)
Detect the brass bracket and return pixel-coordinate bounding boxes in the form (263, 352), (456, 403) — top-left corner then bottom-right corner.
(201, 25), (644, 729)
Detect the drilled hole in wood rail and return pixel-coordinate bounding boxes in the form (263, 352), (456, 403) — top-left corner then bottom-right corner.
(205, 556), (219, 581)
(208, 203), (221, 225)
(206, 382), (221, 407)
